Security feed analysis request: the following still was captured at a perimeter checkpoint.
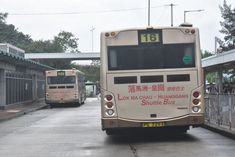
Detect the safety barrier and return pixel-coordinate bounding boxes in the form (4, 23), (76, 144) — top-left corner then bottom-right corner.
(5, 71), (45, 105)
(205, 94), (235, 130)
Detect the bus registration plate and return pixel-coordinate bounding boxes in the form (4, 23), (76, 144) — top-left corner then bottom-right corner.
(142, 122), (165, 128)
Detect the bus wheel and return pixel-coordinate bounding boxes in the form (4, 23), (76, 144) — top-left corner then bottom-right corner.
(50, 104), (54, 108)
(178, 126), (189, 134)
(75, 102), (80, 107)
(106, 129), (115, 135)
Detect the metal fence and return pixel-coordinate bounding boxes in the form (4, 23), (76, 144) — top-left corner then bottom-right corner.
(6, 71), (33, 105)
(205, 94), (235, 130)
(5, 71), (45, 105)
(37, 79), (45, 98)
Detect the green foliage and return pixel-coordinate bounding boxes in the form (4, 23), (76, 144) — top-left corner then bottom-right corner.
(72, 63), (100, 82)
(201, 50), (213, 59)
(0, 13), (80, 69)
(206, 72), (216, 83)
(219, 0), (235, 51)
(54, 31), (79, 52)
(0, 13), (32, 47)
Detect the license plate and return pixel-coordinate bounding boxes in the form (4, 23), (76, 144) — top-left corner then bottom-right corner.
(142, 122), (165, 128)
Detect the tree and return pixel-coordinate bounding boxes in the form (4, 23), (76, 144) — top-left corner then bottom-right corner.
(0, 12), (79, 69)
(54, 31), (79, 53)
(201, 50), (213, 59)
(0, 13), (32, 47)
(72, 63), (100, 82)
(219, 0), (235, 51)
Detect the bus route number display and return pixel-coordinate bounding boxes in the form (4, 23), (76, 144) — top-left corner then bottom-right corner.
(57, 71), (65, 76)
(140, 33), (159, 43)
(138, 30), (162, 45)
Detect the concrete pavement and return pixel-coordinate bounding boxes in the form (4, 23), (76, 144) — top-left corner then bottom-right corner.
(0, 97), (235, 143)
(0, 99), (48, 122)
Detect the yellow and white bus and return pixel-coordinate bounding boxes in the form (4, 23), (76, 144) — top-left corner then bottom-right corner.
(45, 69), (86, 107)
(100, 25), (204, 134)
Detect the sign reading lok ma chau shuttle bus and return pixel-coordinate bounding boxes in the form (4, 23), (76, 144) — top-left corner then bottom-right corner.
(116, 84), (188, 106)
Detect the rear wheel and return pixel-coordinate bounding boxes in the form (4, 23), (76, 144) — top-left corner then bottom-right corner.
(177, 126), (189, 134)
(105, 129), (115, 135)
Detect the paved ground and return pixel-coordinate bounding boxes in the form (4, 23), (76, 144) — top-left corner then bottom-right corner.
(0, 98), (235, 157)
(0, 99), (47, 122)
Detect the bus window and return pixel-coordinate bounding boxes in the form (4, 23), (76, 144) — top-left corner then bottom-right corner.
(47, 76), (76, 84)
(108, 43), (195, 70)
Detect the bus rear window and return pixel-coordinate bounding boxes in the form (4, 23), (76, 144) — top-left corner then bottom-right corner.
(108, 43), (195, 70)
(47, 76), (76, 84)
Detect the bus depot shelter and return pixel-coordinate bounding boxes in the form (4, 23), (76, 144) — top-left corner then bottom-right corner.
(0, 50), (53, 109)
(202, 48), (235, 131)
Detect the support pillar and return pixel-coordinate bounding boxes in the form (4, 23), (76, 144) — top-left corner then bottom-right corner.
(32, 74), (37, 100)
(217, 69), (223, 94)
(0, 69), (6, 108)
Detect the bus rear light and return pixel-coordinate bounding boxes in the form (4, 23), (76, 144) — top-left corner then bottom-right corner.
(46, 93), (49, 97)
(111, 32), (116, 36)
(192, 99), (200, 105)
(193, 91), (200, 98)
(105, 102), (114, 108)
(105, 33), (110, 37)
(192, 106), (201, 113)
(105, 95), (113, 101)
(185, 29), (190, 33)
(191, 29), (195, 34)
(106, 109), (115, 116)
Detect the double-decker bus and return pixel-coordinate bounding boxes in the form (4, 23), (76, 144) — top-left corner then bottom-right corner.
(100, 25), (204, 135)
(45, 69), (86, 107)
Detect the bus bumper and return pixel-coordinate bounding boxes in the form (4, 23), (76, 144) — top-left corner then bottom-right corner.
(45, 99), (79, 104)
(102, 114), (204, 130)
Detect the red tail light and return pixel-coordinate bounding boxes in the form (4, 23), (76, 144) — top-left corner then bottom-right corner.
(191, 29), (195, 34)
(193, 91), (200, 98)
(105, 95), (113, 101)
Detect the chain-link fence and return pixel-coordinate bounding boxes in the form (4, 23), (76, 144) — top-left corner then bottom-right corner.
(205, 94), (235, 130)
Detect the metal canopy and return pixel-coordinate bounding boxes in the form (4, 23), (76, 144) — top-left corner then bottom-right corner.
(202, 49), (235, 72)
(25, 52), (100, 60)
(0, 51), (54, 71)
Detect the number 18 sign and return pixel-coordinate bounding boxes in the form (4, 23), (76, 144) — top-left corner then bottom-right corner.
(138, 30), (162, 44)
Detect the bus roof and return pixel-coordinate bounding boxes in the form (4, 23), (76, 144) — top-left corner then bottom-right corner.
(46, 69), (85, 75)
(101, 25), (198, 34)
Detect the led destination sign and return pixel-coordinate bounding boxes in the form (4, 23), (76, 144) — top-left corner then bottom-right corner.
(138, 30), (162, 45)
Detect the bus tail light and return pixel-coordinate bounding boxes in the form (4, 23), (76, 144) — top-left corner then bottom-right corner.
(106, 109), (115, 116)
(110, 32), (116, 36)
(103, 91), (116, 117)
(192, 106), (201, 113)
(185, 29), (190, 33)
(46, 93), (49, 97)
(191, 29), (195, 34)
(191, 87), (204, 113)
(105, 33), (110, 37)
(192, 99), (200, 105)
(193, 91), (200, 98)
(105, 95), (113, 101)
(105, 102), (114, 108)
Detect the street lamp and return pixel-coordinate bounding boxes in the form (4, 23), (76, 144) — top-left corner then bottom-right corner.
(90, 26), (95, 52)
(184, 9), (204, 23)
(148, 0), (150, 26)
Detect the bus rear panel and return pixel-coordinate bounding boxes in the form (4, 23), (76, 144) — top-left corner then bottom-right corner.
(100, 27), (204, 133)
(45, 69), (86, 106)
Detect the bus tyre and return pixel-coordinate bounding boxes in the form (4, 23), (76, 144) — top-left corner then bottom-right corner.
(106, 129), (115, 135)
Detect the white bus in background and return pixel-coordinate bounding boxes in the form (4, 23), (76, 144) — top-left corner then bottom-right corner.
(45, 69), (86, 107)
(100, 25), (204, 135)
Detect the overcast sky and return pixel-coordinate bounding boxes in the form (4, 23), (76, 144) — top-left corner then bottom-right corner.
(1, 0), (234, 54)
